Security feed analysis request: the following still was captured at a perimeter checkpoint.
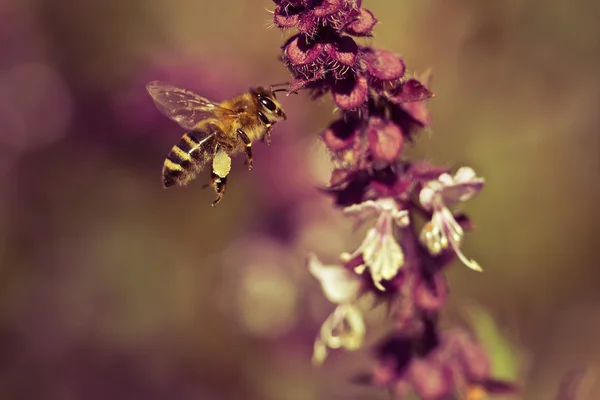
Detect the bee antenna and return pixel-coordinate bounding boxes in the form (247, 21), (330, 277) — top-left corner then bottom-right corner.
(269, 81), (289, 90)
(268, 82), (301, 96)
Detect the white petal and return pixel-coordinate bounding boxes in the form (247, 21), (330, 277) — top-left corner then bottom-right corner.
(312, 339), (328, 366)
(370, 233), (403, 279)
(338, 304), (365, 350)
(419, 187), (434, 209)
(376, 198), (399, 212)
(441, 168), (485, 204)
(343, 200), (381, 222)
(362, 224), (404, 290)
(419, 181), (443, 210)
(343, 198), (402, 227)
(320, 304), (365, 350)
(352, 225), (381, 259)
(455, 249), (483, 272)
(307, 253), (361, 304)
(453, 166), (477, 183)
(437, 173), (454, 185)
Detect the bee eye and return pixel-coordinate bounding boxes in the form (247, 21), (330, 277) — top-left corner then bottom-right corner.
(259, 96), (277, 112)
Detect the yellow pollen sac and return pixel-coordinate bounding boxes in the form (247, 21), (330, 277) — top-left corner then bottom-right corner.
(212, 149), (232, 178)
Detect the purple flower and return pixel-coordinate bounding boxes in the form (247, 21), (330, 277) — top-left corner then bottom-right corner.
(412, 272), (449, 312)
(321, 117), (360, 152)
(385, 77), (435, 104)
(268, 0), (517, 395)
(273, 0), (374, 37)
(419, 167), (485, 271)
(365, 323), (517, 399)
(391, 69), (435, 137)
(344, 8), (378, 36)
(282, 35), (325, 78)
(331, 74), (369, 109)
(366, 117), (404, 163)
(275, 0), (418, 111)
(361, 48), (406, 90)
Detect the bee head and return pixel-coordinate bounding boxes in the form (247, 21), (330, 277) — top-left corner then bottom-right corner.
(252, 86), (287, 126)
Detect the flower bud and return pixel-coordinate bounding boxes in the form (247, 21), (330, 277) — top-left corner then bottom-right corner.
(367, 117), (404, 163)
(345, 8), (378, 36)
(332, 74), (369, 109)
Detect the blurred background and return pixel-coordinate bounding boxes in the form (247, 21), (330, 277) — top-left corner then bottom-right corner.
(0, 0), (598, 399)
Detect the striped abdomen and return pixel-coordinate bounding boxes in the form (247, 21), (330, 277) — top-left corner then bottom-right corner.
(162, 129), (217, 188)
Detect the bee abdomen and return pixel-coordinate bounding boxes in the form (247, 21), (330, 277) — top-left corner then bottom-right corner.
(162, 131), (215, 188)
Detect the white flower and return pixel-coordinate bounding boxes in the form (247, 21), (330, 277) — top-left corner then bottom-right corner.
(308, 253), (362, 304)
(419, 167), (484, 271)
(312, 303), (365, 365)
(340, 198), (410, 291)
(307, 253), (364, 365)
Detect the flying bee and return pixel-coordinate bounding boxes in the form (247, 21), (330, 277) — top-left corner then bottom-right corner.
(146, 81), (287, 206)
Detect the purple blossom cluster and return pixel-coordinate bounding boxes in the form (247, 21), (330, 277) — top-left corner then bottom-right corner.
(270, 1), (518, 398)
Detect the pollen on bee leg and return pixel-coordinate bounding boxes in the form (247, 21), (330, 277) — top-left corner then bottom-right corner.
(212, 149), (232, 178)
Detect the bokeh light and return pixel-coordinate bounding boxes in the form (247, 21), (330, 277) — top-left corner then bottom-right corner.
(0, 63), (72, 151)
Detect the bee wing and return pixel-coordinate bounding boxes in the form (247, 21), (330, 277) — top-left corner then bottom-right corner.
(146, 81), (235, 130)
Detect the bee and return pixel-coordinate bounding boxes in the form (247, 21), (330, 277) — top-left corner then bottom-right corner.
(146, 81), (287, 206)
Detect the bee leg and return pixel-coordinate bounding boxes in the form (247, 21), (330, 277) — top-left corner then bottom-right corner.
(264, 127), (272, 146)
(243, 146), (253, 170)
(237, 129), (253, 170)
(209, 172), (228, 207)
